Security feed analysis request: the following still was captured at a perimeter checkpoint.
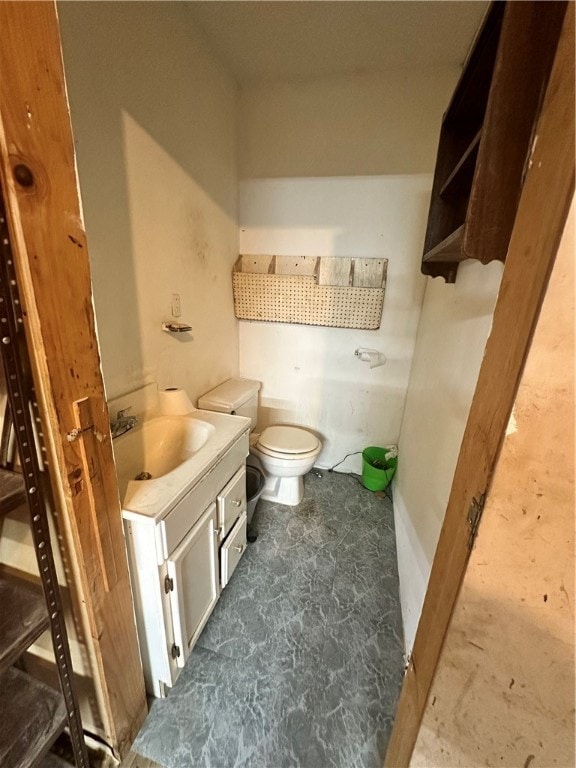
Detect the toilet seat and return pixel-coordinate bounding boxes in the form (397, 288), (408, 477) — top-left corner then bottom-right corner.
(258, 426), (320, 455)
(255, 443), (321, 461)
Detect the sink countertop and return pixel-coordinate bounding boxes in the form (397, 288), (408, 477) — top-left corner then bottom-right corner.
(119, 409), (250, 523)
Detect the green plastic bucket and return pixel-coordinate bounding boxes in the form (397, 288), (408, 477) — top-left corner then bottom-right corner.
(362, 446), (397, 491)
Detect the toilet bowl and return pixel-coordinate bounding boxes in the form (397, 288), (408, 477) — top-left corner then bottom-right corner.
(249, 425), (322, 506)
(198, 379), (322, 507)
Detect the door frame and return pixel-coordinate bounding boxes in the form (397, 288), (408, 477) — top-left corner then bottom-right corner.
(0, 1), (147, 757)
(385, 5), (574, 764)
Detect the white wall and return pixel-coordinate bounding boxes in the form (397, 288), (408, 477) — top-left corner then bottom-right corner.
(58, 2), (239, 402)
(239, 176), (430, 471)
(238, 68), (458, 472)
(394, 260), (503, 652)
(239, 68), (458, 179)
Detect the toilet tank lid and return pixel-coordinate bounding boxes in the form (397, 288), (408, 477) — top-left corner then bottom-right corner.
(198, 378), (261, 412)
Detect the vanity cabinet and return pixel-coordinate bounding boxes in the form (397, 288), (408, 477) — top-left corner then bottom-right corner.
(122, 430), (249, 697)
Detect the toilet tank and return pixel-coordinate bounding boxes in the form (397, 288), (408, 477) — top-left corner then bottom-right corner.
(198, 378), (261, 430)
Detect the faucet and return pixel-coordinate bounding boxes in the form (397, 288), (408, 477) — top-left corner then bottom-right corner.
(111, 406), (138, 439)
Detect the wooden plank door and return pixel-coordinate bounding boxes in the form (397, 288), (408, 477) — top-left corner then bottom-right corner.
(0, 2), (147, 757)
(385, 5), (574, 764)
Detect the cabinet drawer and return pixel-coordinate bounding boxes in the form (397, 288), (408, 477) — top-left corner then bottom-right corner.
(217, 466), (246, 540)
(220, 512), (247, 589)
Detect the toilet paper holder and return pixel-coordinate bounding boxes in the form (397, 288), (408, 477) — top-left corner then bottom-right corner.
(354, 347), (386, 369)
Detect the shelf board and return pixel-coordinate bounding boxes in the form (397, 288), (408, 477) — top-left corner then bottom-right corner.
(0, 573), (49, 674)
(440, 130), (482, 198)
(0, 468), (26, 518)
(422, 225), (466, 264)
(0, 666), (66, 768)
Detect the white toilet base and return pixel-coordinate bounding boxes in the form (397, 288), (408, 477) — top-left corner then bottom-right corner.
(249, 436), (320, 507)
(260, 473), (304, 506)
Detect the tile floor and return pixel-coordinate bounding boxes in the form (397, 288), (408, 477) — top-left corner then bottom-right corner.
(133, 471), (405, 768)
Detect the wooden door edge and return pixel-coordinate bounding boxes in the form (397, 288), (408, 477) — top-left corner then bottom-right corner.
(384, 6), (575, 766)
(0, 2), (147, 756)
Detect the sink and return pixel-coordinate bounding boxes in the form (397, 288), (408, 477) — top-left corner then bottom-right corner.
(112, 408), (250, 518)
(113, 415), (215, 492)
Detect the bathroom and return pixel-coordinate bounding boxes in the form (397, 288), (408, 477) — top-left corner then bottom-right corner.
(55, 0), (500, 630)
(57, 0), (502, 762)
(2, 1), (574, 766)
(1, 1), (508, 766)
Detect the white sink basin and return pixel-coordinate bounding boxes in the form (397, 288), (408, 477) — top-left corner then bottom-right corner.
(112, 409), (250, 519)
(113, 416), (215, 487)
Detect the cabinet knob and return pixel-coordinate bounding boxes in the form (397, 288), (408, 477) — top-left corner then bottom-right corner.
(234, 544), (245, 553)
(231, 498), (242, 507)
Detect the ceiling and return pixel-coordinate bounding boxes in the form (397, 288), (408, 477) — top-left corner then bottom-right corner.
(187, 1), (489, 85)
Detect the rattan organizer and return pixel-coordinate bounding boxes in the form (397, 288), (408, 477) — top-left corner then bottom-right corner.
(232, 255), (387, 330)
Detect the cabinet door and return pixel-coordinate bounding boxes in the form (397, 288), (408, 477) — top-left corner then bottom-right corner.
(166, 503), (218, 668)
(217, 466), (246, 541)
(220, 512), (247, 589)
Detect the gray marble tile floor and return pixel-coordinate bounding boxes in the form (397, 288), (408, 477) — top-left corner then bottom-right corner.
(133, 471), (405, 768)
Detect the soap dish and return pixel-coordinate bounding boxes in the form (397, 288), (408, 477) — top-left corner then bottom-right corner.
(162, 322), (193, 333)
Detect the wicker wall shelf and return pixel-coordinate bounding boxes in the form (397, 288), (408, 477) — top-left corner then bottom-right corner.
(232, 254), (387, 330)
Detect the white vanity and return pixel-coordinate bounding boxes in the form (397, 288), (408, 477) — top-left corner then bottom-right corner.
(114, 403), (250, 697)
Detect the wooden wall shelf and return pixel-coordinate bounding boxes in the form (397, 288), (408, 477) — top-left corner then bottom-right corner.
(422, 1), (567, 282)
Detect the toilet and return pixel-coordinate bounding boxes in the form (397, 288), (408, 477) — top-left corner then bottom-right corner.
(198, 379), (322, 506)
